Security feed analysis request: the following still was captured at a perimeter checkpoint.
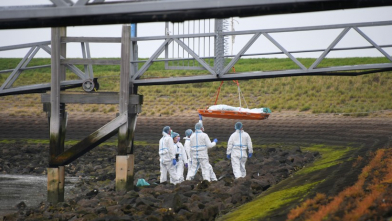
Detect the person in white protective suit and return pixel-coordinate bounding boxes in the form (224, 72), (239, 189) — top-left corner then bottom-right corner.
(183, 129), (193, 171)
(227, 122), (253, 179)
(159, 126), (179, 184)
(187, 115), (218, 181)
(171, 132), (188, 182)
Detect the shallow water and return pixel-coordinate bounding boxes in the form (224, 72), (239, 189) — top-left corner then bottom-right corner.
(0, 174), (79, 218)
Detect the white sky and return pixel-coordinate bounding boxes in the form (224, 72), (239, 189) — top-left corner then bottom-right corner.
(0, 1), (391, 59)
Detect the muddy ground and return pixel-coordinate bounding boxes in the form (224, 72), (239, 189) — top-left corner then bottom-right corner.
(2, 111), (392, 145)
(1, 111), (392, 220)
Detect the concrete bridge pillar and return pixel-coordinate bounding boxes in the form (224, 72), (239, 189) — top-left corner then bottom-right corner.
(47, 166), (65, 203)
(48, 27), (66, 202)
(116, 25), (140, 191)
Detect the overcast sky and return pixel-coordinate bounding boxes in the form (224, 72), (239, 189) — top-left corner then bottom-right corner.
(0, 1), (391, 59)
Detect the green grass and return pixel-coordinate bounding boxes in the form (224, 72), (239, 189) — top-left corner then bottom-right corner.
(219, 144), (355, 221)
(298, 145), (352, 175)
(1, 57), (392, 116)
(222, 181), (323, 221)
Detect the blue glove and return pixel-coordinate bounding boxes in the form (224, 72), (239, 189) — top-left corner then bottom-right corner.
(248, 153), (252, 158)
(185, 163), (188, 168)
(227, 154), (231, 159)
(199, 114), (203, 120)
(213, 138), (218, 143)
(172, 159), (177, 166)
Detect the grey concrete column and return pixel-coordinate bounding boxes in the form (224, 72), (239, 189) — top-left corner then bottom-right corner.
(116, 25), (131, 191)
(49, 27), (61, 163)
(48, 27), (66, 202)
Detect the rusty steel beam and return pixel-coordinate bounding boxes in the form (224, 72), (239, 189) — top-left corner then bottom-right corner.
(49, 112), (128, 166)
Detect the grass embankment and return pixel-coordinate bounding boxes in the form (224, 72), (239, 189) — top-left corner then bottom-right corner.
(287, 147), (392, 221)
(1, 57), (392, 116)
(219, 144), (353, 221)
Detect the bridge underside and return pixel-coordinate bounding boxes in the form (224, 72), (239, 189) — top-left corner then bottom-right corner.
(1, 0), (392, 29)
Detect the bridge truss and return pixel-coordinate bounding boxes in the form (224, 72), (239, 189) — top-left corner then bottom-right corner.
(1, 19), (392, 96)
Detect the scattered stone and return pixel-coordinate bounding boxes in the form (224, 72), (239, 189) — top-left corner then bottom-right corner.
(0, 143), (316, 220)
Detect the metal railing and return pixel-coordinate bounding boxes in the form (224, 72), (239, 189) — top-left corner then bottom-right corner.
(0, 41), (93, 95)
(131, 20), (392, 85)
(1, 20), (392, 95)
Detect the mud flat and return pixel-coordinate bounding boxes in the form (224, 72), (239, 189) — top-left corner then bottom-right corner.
(1, 111), (392, 220)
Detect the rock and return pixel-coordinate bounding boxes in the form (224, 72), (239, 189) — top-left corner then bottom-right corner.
(214, 160), (231, 172)
(278, 156), (287, 163)
(121, 204), (133, 214)
(16, 201), (27, 210)
(95, 215), (133, 221)
(146, 214), (161, 221)
(250, 179), (270, 191)
(195, 180), (210, 190)
(293, 146), (302, 153)
(178, 208), (192, 217)
(279, 151), (289, 157)
(106, 205), (123, 216)
(82, 213), (98, 220)
(22, 167), (34, 174)
(175, 184), (192, 193)
(183, 190), (198, 198)
(161, 193), (184, 212)
(230, 192), (242, 204)
(291, 155), (305, 167)
(0, 142), (318, 221)
(233, 178), (251, 189)
(203, 205), (219, 220)
(77, 198), (99, 208)
(86, 189), (99, 198)
(198, 192), (213, 204)
(263, 158), (280, 167)
(119, 197), (137, 205)
(95, 206), (108, 214)
(139, 196), (161, 207)
(136, 204), (154, 215)
(267, 147), (276, 153)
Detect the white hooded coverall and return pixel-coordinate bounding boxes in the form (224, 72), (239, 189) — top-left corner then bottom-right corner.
(184, 136), (192, 172)
(159, 132), (178, 184)
(184, 137), (191, 161)
(227, 129), (253, 179)
(187, 130), (217, 181)
(174, 141), (188, 182)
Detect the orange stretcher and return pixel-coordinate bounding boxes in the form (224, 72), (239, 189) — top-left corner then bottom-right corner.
(199, 78), (271, 120)
(197, 109), (270, 120)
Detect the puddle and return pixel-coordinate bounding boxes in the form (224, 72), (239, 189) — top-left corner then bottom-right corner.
(0, 174), (79, 218)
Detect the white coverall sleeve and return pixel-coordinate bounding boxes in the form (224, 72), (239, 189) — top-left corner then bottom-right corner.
(167, 138), (176, 160)
(204, 133), (216, 148)
(184, 140), (191, 159)
(185, 144), (190, 159)
(247, 133), (253, 154)
(180, 144), (188, 164)
(227, 134), (234, 155)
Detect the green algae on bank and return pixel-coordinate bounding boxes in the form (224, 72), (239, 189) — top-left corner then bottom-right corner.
(222, 181), (322, 221)
(298, 145), (352, 175)
(219, 144), (356, 221)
